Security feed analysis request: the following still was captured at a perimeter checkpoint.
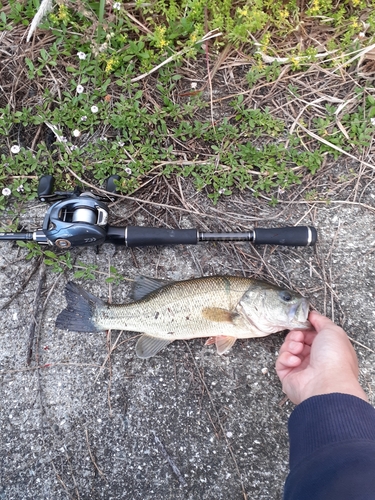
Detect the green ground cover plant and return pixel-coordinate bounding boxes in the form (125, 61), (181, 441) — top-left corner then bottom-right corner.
(1, 0), (375, 212)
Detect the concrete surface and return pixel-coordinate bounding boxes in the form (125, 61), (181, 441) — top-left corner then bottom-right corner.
(1, 173), (375, 500)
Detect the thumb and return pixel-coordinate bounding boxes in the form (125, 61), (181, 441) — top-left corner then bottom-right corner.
(308, 311), (340, 333)
(308, 311), (358, 371)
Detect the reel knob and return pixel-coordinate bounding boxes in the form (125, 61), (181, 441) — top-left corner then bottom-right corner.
(104, 175), (120, 194)
(38, 175), (55, 201)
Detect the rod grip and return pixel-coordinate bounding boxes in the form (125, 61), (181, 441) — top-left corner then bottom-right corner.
(253, 226), (317, 246)
(125, 226), (198, 247)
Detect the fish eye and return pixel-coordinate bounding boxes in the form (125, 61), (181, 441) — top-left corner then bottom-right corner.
(279, 290), (293, 302)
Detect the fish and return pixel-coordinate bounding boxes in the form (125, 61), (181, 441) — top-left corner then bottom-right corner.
(55, 275), (310, 359)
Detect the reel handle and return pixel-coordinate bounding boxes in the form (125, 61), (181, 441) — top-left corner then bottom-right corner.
(37, 174), (120, 203)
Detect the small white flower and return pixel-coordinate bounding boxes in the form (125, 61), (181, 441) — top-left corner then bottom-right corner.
(371, 118), (375, 126)
(70, 145), (79, 151)
(125, 167), (132, 175)
(60, 136), (68, 143)
(16, 185), (24, 193)
(80, 115), (87, 121)
(218, 188), (226, 194)
(91, 105), (99, 113)
(73, 129), (81, 137)
(76, 84), (84, 94)
(113, 2), (121, 10)
(118, 141), (125, 147)
(77, 51), (86, 60)
(100, 136), (108, 141)
(10, 145), (20, 154)
(2, 188), (11, 196)
(191, 82), (198, 89)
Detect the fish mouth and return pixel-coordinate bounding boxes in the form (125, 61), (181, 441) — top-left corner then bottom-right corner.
(288, 298), (311, 328)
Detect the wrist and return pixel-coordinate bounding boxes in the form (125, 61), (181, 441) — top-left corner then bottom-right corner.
(300, 376), (368, 403)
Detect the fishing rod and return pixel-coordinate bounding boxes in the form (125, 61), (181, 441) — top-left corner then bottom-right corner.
(0, 175), (317, 249)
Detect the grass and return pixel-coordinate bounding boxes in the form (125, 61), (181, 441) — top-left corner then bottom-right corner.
(1, 0), (375, 213)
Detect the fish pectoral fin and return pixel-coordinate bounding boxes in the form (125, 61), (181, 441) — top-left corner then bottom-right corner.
(201, 307), (236, 323)
(131, 275), (174, 301)
(204, 336), (216, 346)
(135, 335), (172, 359)
(214, 335), (237, 355)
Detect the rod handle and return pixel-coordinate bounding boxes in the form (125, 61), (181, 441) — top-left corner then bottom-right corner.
(253, 226), (317, 246)
(125, 226), (198, 247)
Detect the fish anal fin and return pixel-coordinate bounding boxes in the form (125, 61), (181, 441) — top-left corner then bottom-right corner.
(135, 335), (172, 359)
(202, 307), (234, 323)
(215, 335), (237, 355)
(131, 276), (174, 301)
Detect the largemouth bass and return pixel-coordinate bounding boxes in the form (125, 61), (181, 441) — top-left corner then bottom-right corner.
(55, 275), (310, 358)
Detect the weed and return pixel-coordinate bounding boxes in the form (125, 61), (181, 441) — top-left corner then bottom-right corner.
(246, 62), (282, 87)
(0, 0), (374, 212)
(16, 242), (122, 280)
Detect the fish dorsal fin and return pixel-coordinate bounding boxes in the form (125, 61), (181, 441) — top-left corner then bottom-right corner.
(131, 275), (174, 301)
(135, 335), (172, 358)
(205, 335), (237, 355)
(202, 307), (236, 323)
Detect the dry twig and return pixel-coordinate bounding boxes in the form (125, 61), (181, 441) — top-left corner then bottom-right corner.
(26, 261), (46, 365)
(85, 428), (106, 479)
(152, 431), (188, 487)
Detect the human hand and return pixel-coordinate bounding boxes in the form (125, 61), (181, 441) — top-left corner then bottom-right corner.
(276, 311), (368, 405)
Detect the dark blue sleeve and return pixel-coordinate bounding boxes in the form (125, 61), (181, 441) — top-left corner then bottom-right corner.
(284, 393), (375, 500)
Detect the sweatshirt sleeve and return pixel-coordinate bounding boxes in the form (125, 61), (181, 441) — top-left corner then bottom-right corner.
(284, 393), (375, 500)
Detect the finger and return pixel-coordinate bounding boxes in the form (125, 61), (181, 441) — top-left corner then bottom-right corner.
(276, 351), (302, 371)
(309, 310), (339, 332)
(287, 339), (305, 356)
(278, 339), (305, 364)
(300, 342), (311, 359)
(279, 330), (316, 355)
(286, 330), (305, 342)
(300, 330), (318, 346)
(279, 337), (299, 356)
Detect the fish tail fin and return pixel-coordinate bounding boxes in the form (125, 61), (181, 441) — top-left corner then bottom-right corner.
(56, 282), (104, 333)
